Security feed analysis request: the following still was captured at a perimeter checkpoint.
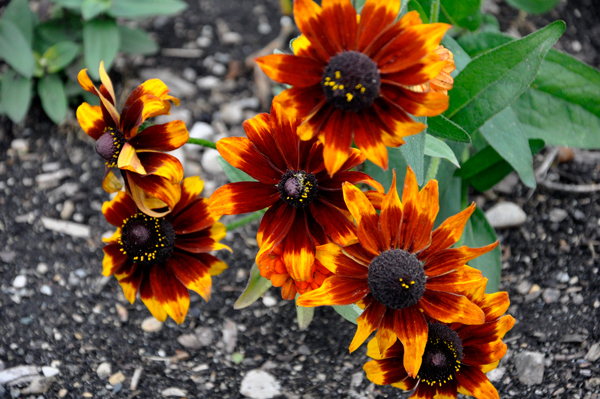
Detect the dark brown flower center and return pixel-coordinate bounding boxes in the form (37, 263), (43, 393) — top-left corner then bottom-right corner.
(322, 51), (380, 112)
(367, 249), (426, 309)
(418, 323), (463, 386)
(119, 212), (175, 265)
(278, 170), (318, 208)
(96, 127), (126, 167)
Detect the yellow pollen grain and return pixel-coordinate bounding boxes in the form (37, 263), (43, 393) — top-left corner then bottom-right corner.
(335, 71), (341, 79)
(355, 84), (362, 89)
(332, 85), (339, 90)
(346, 93), (353, 102)
(339, 85), (344, 90)
(325, 77), (331, 81)
(361, 87), (366, 93)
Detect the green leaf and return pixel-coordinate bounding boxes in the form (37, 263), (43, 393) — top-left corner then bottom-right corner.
(440, 0), (482, 31)
(36, 17), (84, 47)
(38, 74), (68, 124)
(427, 115), (471, 143)
(352, 0), (367, 13)
(399, 127), (426, 186)
(234, 263), (272, 309)
(333, 304), (363, 325)
(363, 149), (407, 195)
(43, 41), (80, 73)
(0, 69), (33, 123)
(0, 20), (35, 78)
(461, 208), (501, 293)
(81, 0), (111, 20)
(295, 300), (314, 330)
(440, 36), (471, 75)
(2, 0), (36, 46)
(216, 156), (255, 183)
(83, 19), (120, 80)
(434, 175), (462, 228)
(505, 0), (560, 14)
(408, 0), (429, 23)
(424, 134), (460, 167)
(49, 0), (84, 8)
(108, 0), (187, 18)
(445, 21), (565, 134)
(118, 26), (158, 55)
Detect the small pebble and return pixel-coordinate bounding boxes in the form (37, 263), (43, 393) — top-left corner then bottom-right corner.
(40, 285), (52, 296)
(96, 362), (112, 379)
(36, 263), (49, 275)
(262, 296), (277, 307)
(12, 275), (27, 288)
(141, 317), (163, 333)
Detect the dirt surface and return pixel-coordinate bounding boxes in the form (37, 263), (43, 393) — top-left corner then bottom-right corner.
(1, 0), (600, 398)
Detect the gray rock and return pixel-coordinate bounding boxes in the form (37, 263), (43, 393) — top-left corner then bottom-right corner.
(154, 108), (193, 127)
(494, 172), (519, 194)
(177, 334), (202, 349)
(221, 31), (242, 45)
(556, 272), (570, 283)
(0, 365), (39, 385)
(182, 67), (197, 82)
(141, 317), (163, 333)
(36, 263), (48, 275)
(196, 76), (221, 90)
(196, 37), (212, 48)
(96, 362), (112, 379)
(222, 319), (238, 354)
(240, 370), (281, 399)
(542, 288), (561, 304)
(485, 202), (527, 228)
(515, 280), (532, 295)
(40, 285), (52, 296)
(585, 342), (600, 362)
(11, 138), (29, 154)
(572, 293), (584, 305)
(162, 387), (187, 397)
(573, 209), (586, 221)
(514, 351), (545, 385)
(201, 148), (224, 175)
(486, 367), (506, 382)
(40, 218), (90, 238)
(195, 327), (215, 347)
(549, 208), (568, 223)
(140, 69), (197, 98)
(12, 275), (27, 288)
(22, 376), (55, 394)
(220, 103), (244, 125)
(60, 200), (75, 220)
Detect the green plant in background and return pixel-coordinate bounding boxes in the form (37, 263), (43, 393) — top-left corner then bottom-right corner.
(0, 0), (186, 125)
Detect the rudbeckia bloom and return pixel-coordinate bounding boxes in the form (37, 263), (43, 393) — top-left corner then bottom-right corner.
(101, 177), (229, 324)
(256, 0), (452, 175)
(297, 168), (496, 377)
(208, 102), (382, 294)
(363, 288), (515, 399)
(77, 61), (188, 217)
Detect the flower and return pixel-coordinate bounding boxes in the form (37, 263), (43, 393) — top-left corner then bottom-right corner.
(77, 61), (189, 217)
(297, 167), (496, 377)
(208, 102), (382, 296)
(256, 0), (452, 175)
(101, 176), (229, 324)
(363, 287), (515, 399)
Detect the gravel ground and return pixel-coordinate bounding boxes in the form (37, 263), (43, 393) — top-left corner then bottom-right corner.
(1, 0), (600, 398)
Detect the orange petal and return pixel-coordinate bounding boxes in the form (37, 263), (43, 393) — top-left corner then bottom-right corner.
(126, 172), (181, 215)
(364, 358), (409, 386)
(407, 179), (439, 253)
(270, 101), (303, 170)
(129, 120), (189, 152)
(394, 307), (428, 377)
(175, 224), (229, 253)
(171, 197), (218, 235)
(419, 290), (485, 325)
(321, 0), (357, 51)
(102, 191), (137, 227)
(171, 176), (204, 217)
(398, 166), (420, 251)
(381, 84), (449, 117)
(380, 170), (402, 249)
(297, 101), (332, 141)
(139, 270), (168, 322)
(77, 68), (98, 96)
(455, 366), (500, 399)
(115, 264), (142, 304)
(477, 291), (511, 322)
(123, 79), (171, 113)
(391, 377), (418, 391)
(459, 315), (515, 348)
(293, 0), (336, 61)
(150, 264), (190, 324)
(373, 98), (426, 143)
(118, 142), (147, 175)
(376, 309), (399, 354)
(193, 253), (228, 276)
(170, 252), (212, 301)
(98, 61), (116, 105)
(348, 300), (387, 352)
(357, 0), (401, 52)
(424, 242), (499, 276)
(255, 54), (323, 87)
(137, 152), (183, 184)
(366, 336), (405, 360)
(243, 112), (287, 172)
(217, 136), (283, 184)
(314, 243), (368, 277)
(275, 85), (326, 121)
(309, 200), (356, 246)
(353, 110), (389, 170)
(208, 182), (280, 215)
(325, 171), (384, 195)
(382, 52), (446, 86)
(121, 95), (166, 136)
(282, 213), (315, 282)
(295, 275), (369, 307)
(76, 103), (106, 140)
(102, 243), (129, 276)
(322, 110), (353, 176)
(343, 182), (384, 256)
(102, 228), (121, 244)
(102, 168), (123, 193)
(462, 339), (507, 368)
(425, 266), (485, 295)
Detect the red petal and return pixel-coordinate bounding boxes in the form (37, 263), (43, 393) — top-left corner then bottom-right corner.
(296, 276), (369, 308)
(275, 85), (326, 121)
(139, 269), (168, 322)
(424, 242), (499, 276)
(435, 378), (458, 399)
(382, 52), (446, 86)
(208, 182), (279, 215)
(363, 358), (409, 386)
(243, 113), (287, 172)
(315, 243), (367, 277)
(76, 103), (106, 140)
(192, 253), (228, 276)
(171, 176), (204, 217)
(353, 110), (389, 170)
(321, 0), (357, 51)
(170, 252), (212, 301)
(394, 307), (428, 377)
(270, 102), (302, 170)
(357, 0), (401, 52)
(373, 98), (426, 143)
(255, 54), (323, 87)
(426, 266), (485, 295)
(322, 110), (354, 176)
(137, 152), (184, 183)
(282, 212), (316, 282)
(410, 381), (437, 399)
(349, 300), (386, 352)
(256, 201), (296, 257)
(126, 171), (181, 213)
(376, 309), (399, 354)
(123, 79), (171, 114)
(175, 223), (229, 253)
(462, 339), (507, 368)
(363, 11), (422, 58)
(293, 0), (336, 61)
(102, 243), (128, 276)
(297, 101), (332, 141)
(342, 182), (385, 256)
(408, 179), (439, 253)
(102, 191), (137, 227)
(309, 200), (356, 246)
(381, 84), (449, 117)
(171, 198), (218, 235)
(419, 290), (485, 325)
(217, 136), (282, 184)
(128, 120), (189, 151)
(455, 366), (499, 399)
(149, 264), (190, 324)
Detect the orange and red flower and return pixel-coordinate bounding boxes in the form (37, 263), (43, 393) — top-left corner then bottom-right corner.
(363, 287), (514, 399)
(297, 167), (496, 377)
(256, 0), (452, 175)
(101, 176), (229, 324)
(77, 62), (188, 217)
(208, 102), (382, 297)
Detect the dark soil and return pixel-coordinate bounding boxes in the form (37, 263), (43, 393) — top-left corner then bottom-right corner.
(1, 0), (600, 398)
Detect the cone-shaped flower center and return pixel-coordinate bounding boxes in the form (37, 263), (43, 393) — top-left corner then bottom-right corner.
(367, 249), (426, 309)
(119, 213), (176, 266)
(322, 51), (381, 112)
(418, 323), (463, 386)
(96, 127), (126, 167)
(278, 170), (318, 208)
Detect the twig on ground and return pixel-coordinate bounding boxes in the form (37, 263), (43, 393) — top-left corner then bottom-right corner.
(538, 180), (600, 193)
(534, 146), (559, 182)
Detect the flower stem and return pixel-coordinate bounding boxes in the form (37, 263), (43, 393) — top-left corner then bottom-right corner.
(430, 0), (440, 23)
(187, 138), (217, 149)
(225, 209), (267, 231)
(425, 156), (441, 183)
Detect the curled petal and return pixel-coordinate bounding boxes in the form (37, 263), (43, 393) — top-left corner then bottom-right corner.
(126, 172), (181, 217)
(102, 168), (123, 193)
(76, 103), (106, 140)
(137, 152), (183, 184)
(171, 176), (204, 217)
(118, 142), (147, 175)
(477, 291), (511, 322)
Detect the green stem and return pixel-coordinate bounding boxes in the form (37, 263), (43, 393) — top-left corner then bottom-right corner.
(425, 156), (441, 183)
(430, 0), (440, 23)
(225, 209), (266, 231)
(187, 138), (217, 149)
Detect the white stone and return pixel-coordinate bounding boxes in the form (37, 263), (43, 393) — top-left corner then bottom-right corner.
(514, 351), (544, 385)
(60, 200), (75, 220)
(262, 296), (277, 308)
(177, 334), (202, 349)
(162, 387), (188, 397)
(221, 31), (242, 45)
(36, 263), (49, 275)
(486, 367), (505, 382)
(41, 366), (59, 378)
(201, 148), (224, 175)
(240, 370), (281, 399)
(40, 217), (90, 238)
(196, 76), (221, 90)
(484, 202), (527, 228)
(40, 285), (52, 296)
(96, 362), (112, 379)
(12, 275), (27, 288)
(196, 37), (212, 48)
(220, 103), (244, 125)
(0, 365), (39, 384)
(141, 317), (163, 333)
(189, 122), (215, 141)
(182, 67), (197, 82)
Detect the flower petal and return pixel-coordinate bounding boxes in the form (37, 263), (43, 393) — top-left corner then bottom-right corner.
(310, 200), (356, 246)
(354, 110), (389, 170)
(98, 61), (116, 104)
(77, 68), (119, 126)
(410, 381), (437, 399)
(125, 172), (181, 217)
(323, 110), (354, 176)
(137, 152), (183, 183)
(297, 101), (332, 141)
(402, 174), (439, 253)
(275, 85), (326, 121)
(459, 315), (515, 347)
(366, 337), (404, 360)
(323, 171), (384, 195)
(455, 366), (499, 399)
(150, 263), (190, 324)
(282, 212), (315, 282)
(295, 276), (369, 307)
(115, 263), (142, 304)
(380, 170), (402, 249)
(478, 291), (511, 322)
(192, 253), (228, 276)
(420, 290), (485, 325)
(102, 168), (123, 193)
(76, 103), (106, 140)
(357, 0), (401, 52)
(121, 95), (166, 137)
(128, 120), (189, 151)
(391, 377), (418, 391)
(175, 223), (230, 253)
(364, 358), (409, 385)
(373, 98), (426, 143)
(102, 243), (128, 276)
(363, 10), (423, 58)
(426, 266), (485, 295)
(294, 0), (336, 61)
(382, 52), (446, 86)
(256, 54), (323, 87)
(217, 137), (283, 184)
(256, 201), (296, 258)
(462, 339), (507, 368)
(349, 300), (386, 352)
(394, 306), (428, 377)
(171, 198), (218, 234)
(315, 243), (368, 277)
(424, 242), (499, 276)
(102, 191), (137, 227)
(118, 142), (147, 175)
(208, 182), (280, 215)
(243, 113), (287, 171)
(376, 308), (399, 354)
(171, 176), (204, 217)
(321, 0), (357, 51)
(381, 84), (449, 117)
(270, 102), (302, 170)
(123, 79), (171, 113)
(170, 252), (212, 301)
(343, 182), (385, 256)
(139, 270), (168, 322)
(435, 378), (458, 399)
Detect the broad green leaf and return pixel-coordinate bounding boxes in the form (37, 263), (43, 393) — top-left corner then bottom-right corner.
(216, 156), (255, 183)
(440, 0), (482, 31)
(424, 134), (460, 167)
(2, 0), (36, 46)
(118, 26), (159, 55)
(333, 304), (363, 325)
(295, 301), (314, 330)
(81, 0), (111, 20)
(399, 126), (426, 186)
(36, 17), (84, 47)
(0, 69), (33, 123)
(49, 0), (84, 8)
(38, 74), (68, 124)
(43, 41), (80, 73)
(434, 175), (462, 228)
(408, 0), (429, 23)
(427, 115), (471, 143)
(461, 208), (501, 293)
(83, 19), (120, 80)
(108, 0), (187, 18)
(505, 0), (560, 14)
(0, 20), (35, 77)
(234, 263), (272, 309)
(445, 21), (565, 134)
